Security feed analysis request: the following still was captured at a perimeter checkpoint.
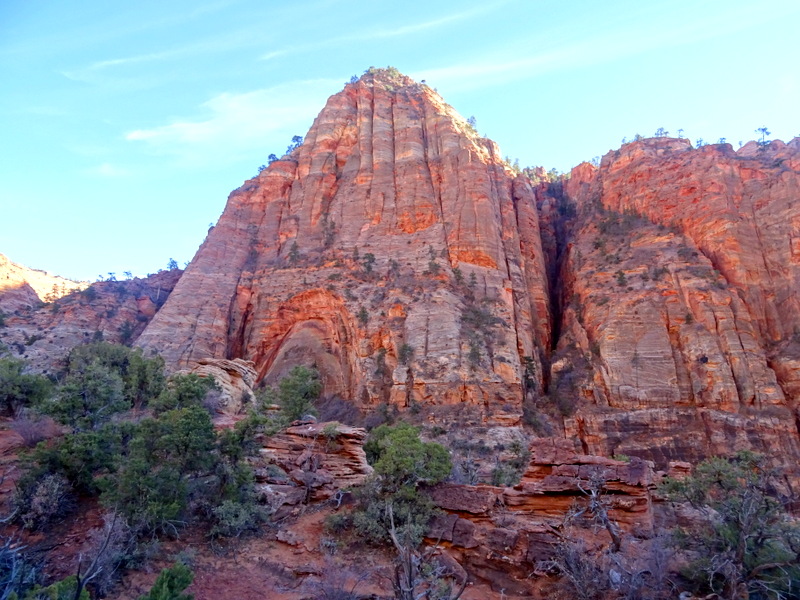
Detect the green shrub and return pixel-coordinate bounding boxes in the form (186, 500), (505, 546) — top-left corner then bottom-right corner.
(209, 498), (268, 539)
(661, 451), (800, 598)
(103, 407), (216, 534)
(11, 346), (273, 545)
(361, 253), (375, 273)
(14, 473), (73, 530)
(131, 407), (216, 476)
(40, 362), (127, 431)
(350, 478), (438, 548)
(65, 342), (166, 408)
(328, 423), (453, 547)
(0, 358), (51, 415)
(151, 373), (216, 415)
(23, 575), (89, 600)
(364, 422), (451, 492)
(273, 366), (322, 421)
(398, 344), (414, 366)
(138, 562), (193, 600)
(28, 425), (124, 493)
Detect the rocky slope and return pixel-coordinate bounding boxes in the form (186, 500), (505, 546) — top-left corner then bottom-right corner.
(137, 68), (551, 425)
(0, 270), (182, 375)
(0, 253), (85, 314)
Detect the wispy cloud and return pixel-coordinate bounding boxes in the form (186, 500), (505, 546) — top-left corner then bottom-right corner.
(125, 79), (340, 165)
(259, 2), (507, 61)
(85, 163), (130, 177)
(414, 1), (800, 93)
(88, 51), (177, 71)
(260, 50), (288, 62)
(62, 44), (204, 84)
(351, 7), (494, 41)
(61, 26), (269, 85)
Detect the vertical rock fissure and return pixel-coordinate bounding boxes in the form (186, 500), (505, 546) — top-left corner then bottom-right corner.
(388, 91), (397, 230)
(543, 181), (575, 357)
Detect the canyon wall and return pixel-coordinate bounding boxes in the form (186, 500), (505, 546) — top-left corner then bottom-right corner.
(6, 69), (796, 480)
(543, 137), (800, 482)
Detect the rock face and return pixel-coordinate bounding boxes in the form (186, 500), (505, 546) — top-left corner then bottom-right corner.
(137, 69), (551, 424)
(427, 437), (656, 594)
(179, 357), (258, 416)
(542, 137), (800, 486)
(0, 253), (85, 314)
(134, 70), (800, 483)
(0, 271), (181, 374)
(255, 420), (372, 507)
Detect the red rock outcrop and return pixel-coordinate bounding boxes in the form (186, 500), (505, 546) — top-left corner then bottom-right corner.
(255, 420), (372, 507)
(137, 68), (552, 424)
(426, 437), (656, 595)
(179, 357), (258, 416)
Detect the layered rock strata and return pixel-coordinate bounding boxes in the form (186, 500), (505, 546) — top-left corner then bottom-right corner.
(137, 69), (551, 424)
(255, 420), (372, 509)
(429, 438), (656, 594)
(179, 357), (258, 416)
(542, 137), (800, 483)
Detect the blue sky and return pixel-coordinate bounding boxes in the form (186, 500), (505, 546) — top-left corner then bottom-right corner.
(2, 0), (798, 281)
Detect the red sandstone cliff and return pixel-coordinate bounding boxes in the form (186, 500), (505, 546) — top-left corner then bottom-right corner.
(136, 69), (551, 424)
(540, 136), (800, 485)
(3, 70), (800, 598)
(8, 69), (798, 488)
(133, 70), (800, 483)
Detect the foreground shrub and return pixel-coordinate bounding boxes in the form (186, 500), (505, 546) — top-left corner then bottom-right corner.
(662, 451), (800, 598)
(0, 359), (51, 415)
(138, 562), (193, 600)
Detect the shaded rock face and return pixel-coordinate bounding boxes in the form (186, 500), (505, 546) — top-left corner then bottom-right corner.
(0, 271), (181, 375)
(543, 137), (800, 483)
(255, 420), (372, 507)
(137, 70), (551, 424)
(179, 357), (257, 416)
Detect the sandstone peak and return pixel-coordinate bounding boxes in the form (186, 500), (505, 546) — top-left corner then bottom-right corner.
(356, 65), (418, 88)
(137, 70), (551, 424)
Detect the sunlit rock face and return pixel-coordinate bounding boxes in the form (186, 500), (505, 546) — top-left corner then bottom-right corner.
(0, 252), (85, 313)
(136, 69), (551, 424)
